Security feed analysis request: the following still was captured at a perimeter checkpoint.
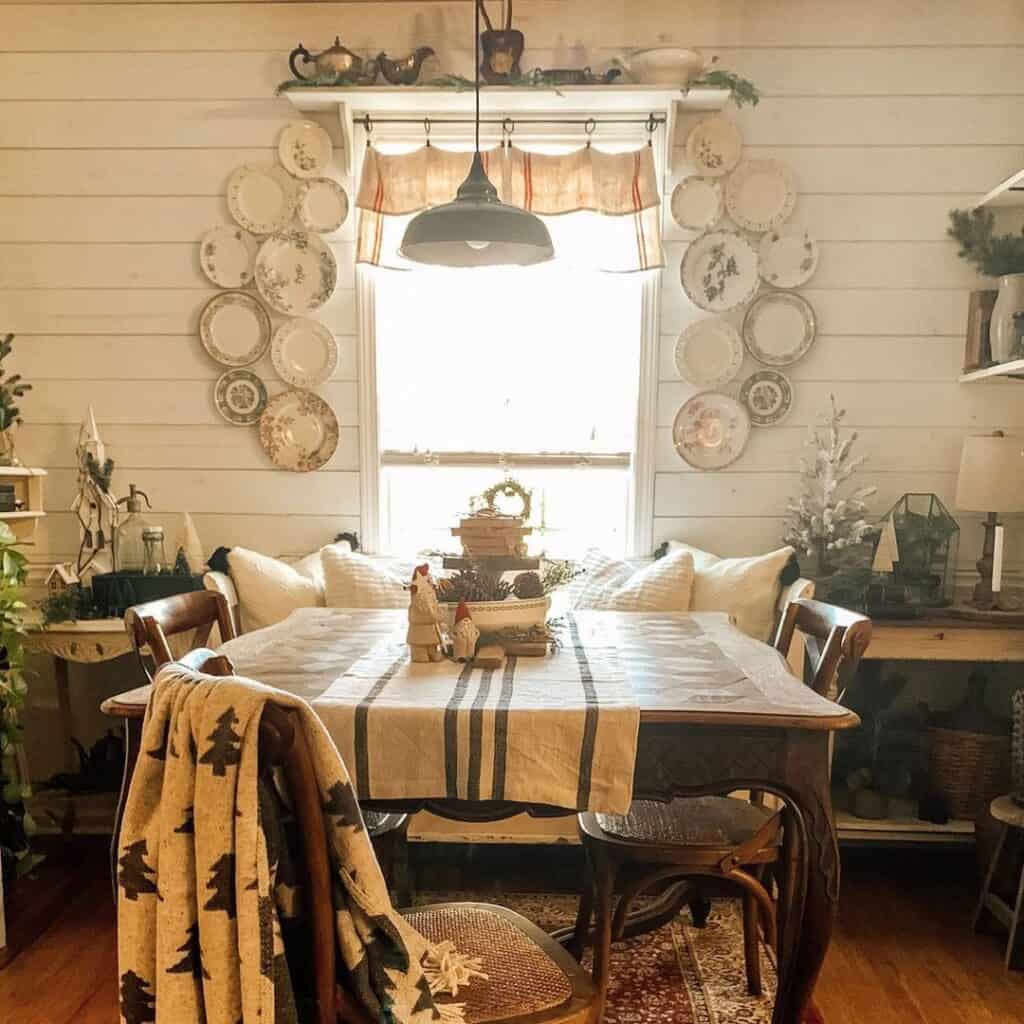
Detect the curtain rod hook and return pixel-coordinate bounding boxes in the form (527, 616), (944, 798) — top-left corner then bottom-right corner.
(363, 114), (373, 147)
(423, 116), (431, 147)
(584, 117), (596, 148)
(502, 116), (515, 150)
(646, 112), (657, 146)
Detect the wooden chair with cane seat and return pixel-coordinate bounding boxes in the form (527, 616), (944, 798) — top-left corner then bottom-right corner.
(571, 597), (872, 1001)
(217, 651), (600, 1024)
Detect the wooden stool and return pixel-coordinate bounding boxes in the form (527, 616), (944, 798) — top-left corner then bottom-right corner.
(973, 794), (1024, 968)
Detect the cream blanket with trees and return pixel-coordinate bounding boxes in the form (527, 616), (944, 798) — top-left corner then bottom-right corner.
(117, 662), (470, 1024)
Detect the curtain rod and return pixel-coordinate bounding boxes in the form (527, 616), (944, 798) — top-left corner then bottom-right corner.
(361, 113), (665, 132)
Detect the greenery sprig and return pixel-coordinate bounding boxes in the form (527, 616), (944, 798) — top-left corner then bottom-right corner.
(948, 208), (1024, 278)
(689, 69), (760, 108)
(0, 335), (31, 433)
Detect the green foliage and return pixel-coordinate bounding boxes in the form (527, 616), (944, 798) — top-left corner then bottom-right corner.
(947, 207), (1024, 278)
(539, 558), (583, 595)
(38, 583), (97, 625)
(86, 454), (114, 493)
(436, 562), (513, 604)
(0, 335), (31, 433)
(690, 68), (760, 108)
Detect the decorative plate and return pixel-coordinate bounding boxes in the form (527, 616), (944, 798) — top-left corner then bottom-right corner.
(198, 291), (272, 368)
(674, 318), (744, 390)
(271, 318), (339, 388)
(670, 177), (723, 232)
(743, 291), (817, 367)
(259, 389), (339, 472)
(199, 225), (258, 288)
(672, 392), (751, 470)
(255, 230), (338, 316)
(740, 369), (793, 426)
(684, 117), (743, 177)
(297, 177), (349, 233)
(759, 226), (819, 288)
(226, 163), (299, 236)
(680, 230), (760, 313)
(278, 121), (334, 179)
(213, 368), (268, 426)
(725, 159), (797, 233)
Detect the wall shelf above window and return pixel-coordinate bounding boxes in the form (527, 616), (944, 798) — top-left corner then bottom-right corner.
(974, 167), (1024, 209)
(959, 358), (1024, 383)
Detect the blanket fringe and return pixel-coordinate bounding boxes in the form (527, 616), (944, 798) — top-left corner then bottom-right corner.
(422, 940), (489, 997)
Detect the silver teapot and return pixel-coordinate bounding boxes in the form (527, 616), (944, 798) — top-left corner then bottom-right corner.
(289, 37), (378, 85)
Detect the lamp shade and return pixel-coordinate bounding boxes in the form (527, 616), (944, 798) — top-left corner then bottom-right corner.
(955, 432), (1024, 513)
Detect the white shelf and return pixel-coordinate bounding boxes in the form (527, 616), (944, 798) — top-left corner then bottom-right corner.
(959, 358), (1024, 383)
(975, 168), (1024, 209)
(837, 808), (974, 845)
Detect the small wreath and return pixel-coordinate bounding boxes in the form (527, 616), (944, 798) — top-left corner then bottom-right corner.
(479, 478), (532, 522)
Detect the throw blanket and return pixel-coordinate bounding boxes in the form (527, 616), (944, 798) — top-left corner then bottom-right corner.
(314, 615), (639, 814)
(117, 663), (472, 1024)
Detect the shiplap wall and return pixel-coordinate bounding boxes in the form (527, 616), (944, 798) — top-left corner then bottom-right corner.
(3, 1), (1024, 779)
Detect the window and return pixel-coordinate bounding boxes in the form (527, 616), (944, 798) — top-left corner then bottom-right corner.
(373, 253), (645, 557)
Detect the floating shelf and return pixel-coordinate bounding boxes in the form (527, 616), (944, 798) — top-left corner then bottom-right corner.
(0, 467), (46, 544)
(959, 358), (1024, 383)
(974, 168), (1024, 209)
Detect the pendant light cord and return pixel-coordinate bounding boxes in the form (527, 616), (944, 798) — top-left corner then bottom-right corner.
(474, 0), (481, 155)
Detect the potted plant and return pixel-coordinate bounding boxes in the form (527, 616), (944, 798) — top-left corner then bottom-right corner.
(0, 334), (31, 466)
(948, 209), (1024, 362)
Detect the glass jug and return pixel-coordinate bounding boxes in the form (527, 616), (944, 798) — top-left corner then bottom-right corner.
(141, 526), (167, 576)
(114, 484), (153, 572)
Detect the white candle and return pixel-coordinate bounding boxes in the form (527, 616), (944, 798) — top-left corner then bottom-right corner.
(993, 524), (1005, 595)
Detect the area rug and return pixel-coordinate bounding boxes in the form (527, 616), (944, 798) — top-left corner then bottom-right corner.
(418, 892), (775, 1024)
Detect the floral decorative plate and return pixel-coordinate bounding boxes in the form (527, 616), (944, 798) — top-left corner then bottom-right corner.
(672, 392), (750, 470)
(743, 291), (817, 367)
(680, 230), (760, 313)
(685, 117), (743, 177)
(674, 318), (744, 390)
(278, 121), (333, 179)
(297, 177), (349, 233)
(271, 318), (339, 388)
(259, 389), (339, 472)
(759, 226), (819, 288)
(670, 177), (724, 232)
(198, 290), (272, 367)
(255, 230), (338, 316)
(213, 368), (268, 426)
(725, 159), (797, 233)
(227, 163), (299, 236)
(739, 369), (793, 426)
(199, 225), (258, 288)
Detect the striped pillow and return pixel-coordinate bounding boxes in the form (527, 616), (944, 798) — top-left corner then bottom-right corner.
(570, 548), (695, 612)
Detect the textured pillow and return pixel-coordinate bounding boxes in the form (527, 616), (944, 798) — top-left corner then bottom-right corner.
(226, 547), (322, 632)
(570, 548), (694, 612)
(668, 541), (794, 641)
(321, 548), (407, 609)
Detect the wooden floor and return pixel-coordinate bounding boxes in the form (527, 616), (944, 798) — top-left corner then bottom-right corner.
(2, 839), (1023, 1023)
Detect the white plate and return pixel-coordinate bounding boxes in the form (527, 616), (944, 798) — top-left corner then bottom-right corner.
(725, 159), (797, 233)
(259, 389), (339, 472)
(199, 225), (258, 288)
(214, 368), (268, 426)
(680, 230), (760, 313)
(743, 291), (817, 367)
(673, 392), (750, 470)
(227, 163), (299, 236)
(674, 318), (744, 390)
(685, 117), (743, 177)
(255, 230), (338, 316)
(271, 318), (339, 388)
(740, 369), (793, 426)
(759, 227), (819, 288)
(298, 177), (349, 233)
(670, 177), (723, 232)
(278, 121), (333, 179)
(198, 291), (272, 367)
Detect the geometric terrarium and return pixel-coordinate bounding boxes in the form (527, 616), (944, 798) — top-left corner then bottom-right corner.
(869, 493), (960, 611)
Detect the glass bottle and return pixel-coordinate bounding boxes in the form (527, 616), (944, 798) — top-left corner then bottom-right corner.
(141, 526), (167, 576)
(114, 484), (152, 572)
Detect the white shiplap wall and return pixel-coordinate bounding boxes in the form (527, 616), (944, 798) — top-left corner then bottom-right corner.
(3, 1), (1024, 777)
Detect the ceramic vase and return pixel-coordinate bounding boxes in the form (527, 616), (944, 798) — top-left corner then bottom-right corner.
(989, 272), (1024, 362)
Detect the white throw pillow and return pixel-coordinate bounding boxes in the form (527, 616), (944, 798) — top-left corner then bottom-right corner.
(571, 548), (695, 612)
(226, 547), (323, 632)
(321, 547), (407, 609)
(668, 541), (794, 641)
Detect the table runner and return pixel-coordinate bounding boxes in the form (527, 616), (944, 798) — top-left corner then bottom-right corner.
(313, 614), (639, 815)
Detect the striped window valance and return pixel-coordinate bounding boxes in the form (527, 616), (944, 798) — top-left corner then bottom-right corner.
(355, 143), (664, 272)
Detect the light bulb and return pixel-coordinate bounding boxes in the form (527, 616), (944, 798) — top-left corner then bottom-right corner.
(466, 240), (491, 250)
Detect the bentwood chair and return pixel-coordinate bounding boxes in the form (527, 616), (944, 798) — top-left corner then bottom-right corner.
(571, 597), (872, 999)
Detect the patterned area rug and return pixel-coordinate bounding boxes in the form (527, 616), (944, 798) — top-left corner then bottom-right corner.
(418, 893), (775, 1024)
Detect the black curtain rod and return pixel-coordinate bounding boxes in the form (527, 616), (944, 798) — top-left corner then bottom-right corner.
(361, 113), (666, 130)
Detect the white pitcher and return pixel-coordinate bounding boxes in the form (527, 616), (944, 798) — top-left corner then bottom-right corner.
(990, 272), (1024, 362)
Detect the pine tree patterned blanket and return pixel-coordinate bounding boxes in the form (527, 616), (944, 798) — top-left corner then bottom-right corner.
(117, 662), (473, 1024)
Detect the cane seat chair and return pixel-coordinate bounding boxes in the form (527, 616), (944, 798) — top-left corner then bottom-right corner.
(573, 598), (872, 998)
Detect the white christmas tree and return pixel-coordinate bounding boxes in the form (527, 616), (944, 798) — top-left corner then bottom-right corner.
(783, 395), (877, 575)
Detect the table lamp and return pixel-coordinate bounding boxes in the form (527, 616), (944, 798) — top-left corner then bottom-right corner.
(955, 431), (1024, 609)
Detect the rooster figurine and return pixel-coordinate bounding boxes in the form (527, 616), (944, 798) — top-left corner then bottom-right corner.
(377, 46), (436, 85)
(407, 564), (445, 663)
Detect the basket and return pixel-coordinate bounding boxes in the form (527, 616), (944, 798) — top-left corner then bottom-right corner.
(928, 726), (1010, 820)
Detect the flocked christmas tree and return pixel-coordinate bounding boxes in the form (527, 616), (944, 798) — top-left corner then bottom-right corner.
(783, 395), (877, 576)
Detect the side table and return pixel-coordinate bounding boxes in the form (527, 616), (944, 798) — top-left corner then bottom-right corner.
(973, 794), (1024, 968)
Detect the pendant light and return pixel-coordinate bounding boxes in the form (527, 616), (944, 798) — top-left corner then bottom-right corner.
(399, 1), (553, 267)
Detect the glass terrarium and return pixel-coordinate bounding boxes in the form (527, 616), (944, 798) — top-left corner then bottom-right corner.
(869, 493), (959, 610)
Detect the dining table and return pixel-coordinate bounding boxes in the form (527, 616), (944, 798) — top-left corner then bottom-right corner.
(103, 605), (859, 1024)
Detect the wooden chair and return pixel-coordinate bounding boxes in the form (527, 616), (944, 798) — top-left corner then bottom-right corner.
(571, 597), (872, 1002)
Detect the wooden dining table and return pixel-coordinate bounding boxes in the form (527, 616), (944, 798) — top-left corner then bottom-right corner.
(104, 606), (858, 1024)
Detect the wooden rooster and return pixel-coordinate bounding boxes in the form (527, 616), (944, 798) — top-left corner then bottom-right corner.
(377, 47), (436, 85)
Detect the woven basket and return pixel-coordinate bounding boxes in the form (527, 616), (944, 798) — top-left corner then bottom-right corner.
(929, 726), (1010, 820)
